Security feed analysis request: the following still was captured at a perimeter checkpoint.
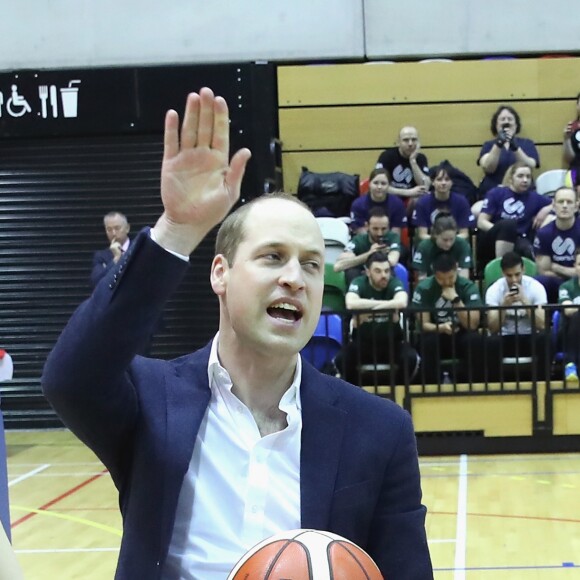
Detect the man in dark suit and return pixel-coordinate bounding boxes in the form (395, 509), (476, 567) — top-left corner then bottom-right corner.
(90, 211), (131, 288)
(42, 88), (432, 579)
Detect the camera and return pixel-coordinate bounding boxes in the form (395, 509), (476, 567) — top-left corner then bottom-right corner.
(379, 235), (387, 245)
(499, 122), (511, 141)
(509, 284), (519, 295)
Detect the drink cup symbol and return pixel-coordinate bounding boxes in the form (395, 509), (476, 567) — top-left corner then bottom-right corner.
(60, 80), (81, 118)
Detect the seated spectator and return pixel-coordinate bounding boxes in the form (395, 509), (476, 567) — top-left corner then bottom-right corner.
(485, 251), (549, 381)
(563, 92), (580, 172)
(412, 215), (473, 280)
(350, 168), (407, 235)
(412, 253), (483, 384)
(534, 187), (580, 302)
(412, 163), (475, 241)
(558, 249), (580, 382)
(477, 162), (552, 265)
(376, 126), (430, 204)
(336, 251), (418, 384)
(478, 105), (540, 196)
(334, 207), (401, 285)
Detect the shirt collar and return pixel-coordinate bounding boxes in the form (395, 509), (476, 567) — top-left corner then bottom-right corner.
(207, 333), (302, 412)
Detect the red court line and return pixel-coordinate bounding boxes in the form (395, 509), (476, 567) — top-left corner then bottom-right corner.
(11, 469), (109, 529)
(431, 510), (580, 524)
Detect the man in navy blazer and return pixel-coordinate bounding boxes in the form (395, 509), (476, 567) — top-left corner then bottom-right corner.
(90, 211), (132, 288)
(42, 89), (432, 579)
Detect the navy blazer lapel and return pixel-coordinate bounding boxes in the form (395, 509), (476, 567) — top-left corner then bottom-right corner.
(299, 363), (347, 530)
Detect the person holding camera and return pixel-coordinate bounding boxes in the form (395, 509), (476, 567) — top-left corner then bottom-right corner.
(485, 251), (549, 381)
(478, 105), (539, 196)
(412, 214), (473, 281)
(563, 92), (580, 172)
(334, 207), (402, 285)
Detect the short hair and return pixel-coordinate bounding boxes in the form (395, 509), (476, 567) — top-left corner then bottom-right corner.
(490, 105), (522, 136)
(429, 163), (451, 181)
(368, 167), (389, 182)
(553, 186), (578, 201)
(215, 193), (310, 264)
(368, 207), (388, 221)
(500, 251), (524, 271)
(103, 211), (128, 224)
(365, 251), (390, 269)
(431, 214), (457, 237)
(432, 253), (458, 273)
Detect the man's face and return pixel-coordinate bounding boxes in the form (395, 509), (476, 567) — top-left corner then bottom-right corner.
(434, 269), (457, 289)
(510, 168), (532, 193)
(366, 260), (391, 290)
(433, 171), (452, 196)
(369, 173), (389, 202)
(367, 216), (389, 243)
(398, 127), (419, 158)
(104, 215), (130, 244)
(553, 189), (577, 220)
(503, 264), (523, 287)
(211, 199), (325, 356)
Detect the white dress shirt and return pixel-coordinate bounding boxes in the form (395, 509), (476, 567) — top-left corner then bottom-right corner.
(163, 335), (302, 579)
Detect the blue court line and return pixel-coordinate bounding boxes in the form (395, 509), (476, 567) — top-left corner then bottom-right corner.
(436, 563), (578, 571)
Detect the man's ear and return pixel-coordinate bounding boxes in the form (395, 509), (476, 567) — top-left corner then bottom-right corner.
(210, 254), (229, 296)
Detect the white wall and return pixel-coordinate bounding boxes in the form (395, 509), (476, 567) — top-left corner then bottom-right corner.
(0, 0), (364, 71)
(365, 0), (580, 59)
(0, 0), (578, 72)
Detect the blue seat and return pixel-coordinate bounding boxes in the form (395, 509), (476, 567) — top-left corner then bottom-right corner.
(552, 310), (564, 363)
(393, 263), (409, 291)
(301, 313), (343, 371)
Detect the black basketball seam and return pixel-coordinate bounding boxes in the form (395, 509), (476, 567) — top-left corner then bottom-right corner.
(327, 540), (373, 580)
(263, 539), (314, 580)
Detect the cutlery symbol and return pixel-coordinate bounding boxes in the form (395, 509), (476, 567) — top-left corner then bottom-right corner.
(49, 85), (58, 118)
(39, 85), (48, 118)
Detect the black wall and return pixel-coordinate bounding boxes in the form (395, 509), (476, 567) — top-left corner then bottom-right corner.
(0, 63), (279, 427)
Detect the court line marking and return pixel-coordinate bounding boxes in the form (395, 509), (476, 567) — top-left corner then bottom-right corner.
(454, 454), (468, 580)
(431, 510), (580, 525)
(10, 505), (122, 537)
(8, 464), (50, 486)
(16, 548), (120, 554)
(11, 468), (110, 529)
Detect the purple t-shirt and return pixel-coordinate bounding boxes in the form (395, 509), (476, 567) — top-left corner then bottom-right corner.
(533, 218), (580, 268)
(350, 194), (408, 230)
(411, 192), (475, 229)
(481, 186), (551, 236)
(376, 148), (429, 190)
(477, 137), (540, 194)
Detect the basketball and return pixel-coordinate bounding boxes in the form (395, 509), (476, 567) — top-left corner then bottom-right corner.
(227, 528), (383, 580)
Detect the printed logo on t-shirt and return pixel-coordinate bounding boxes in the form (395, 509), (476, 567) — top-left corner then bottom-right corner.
(551, 236), (576, 257)
(413, 251), (423, 264)
(392, 165), (413, 186)
(500, 197), (525, 219)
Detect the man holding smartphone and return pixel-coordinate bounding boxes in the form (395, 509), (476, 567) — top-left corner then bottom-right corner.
(485, 251), (549, 380)
(334, 207), (401, 284)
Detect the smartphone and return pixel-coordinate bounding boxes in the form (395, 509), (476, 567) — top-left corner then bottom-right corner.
(509, 284), (518, 295)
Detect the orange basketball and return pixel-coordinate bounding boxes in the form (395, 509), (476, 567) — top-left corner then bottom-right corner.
(227, 528), (384, 580)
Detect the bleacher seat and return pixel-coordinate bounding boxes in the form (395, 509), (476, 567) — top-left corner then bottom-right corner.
(316, 217), (350, 264)
(300, 313), (343, 371)
(483, 256), (537, 293)
(323, 264), (347, 312)
(535, 169), (567, 196)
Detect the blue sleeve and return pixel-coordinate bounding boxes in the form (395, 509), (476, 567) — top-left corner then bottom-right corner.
(412, 198), (430, 227)
(390, 197), (408, 228)
(349, 197), (366, 230)
(478, 140), (494, 163)
(480, 188), (499, 218)
(520, 138), (540, 166)
(533, 227), (550, 256)
(454, 196), (475, 229)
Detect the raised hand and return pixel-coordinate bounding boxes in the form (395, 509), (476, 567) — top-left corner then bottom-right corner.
(153, 88), (252, 255)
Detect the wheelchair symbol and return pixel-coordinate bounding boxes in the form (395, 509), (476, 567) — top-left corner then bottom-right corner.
(6, 84), (32, 117)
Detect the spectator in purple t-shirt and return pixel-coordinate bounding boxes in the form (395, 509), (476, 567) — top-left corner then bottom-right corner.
(477, 162), (552, 266)
(350, 168), (407, 235)
(478, 105), (540, 196)
(412, 163), (475, 241)
(534, 187), (580, 302)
